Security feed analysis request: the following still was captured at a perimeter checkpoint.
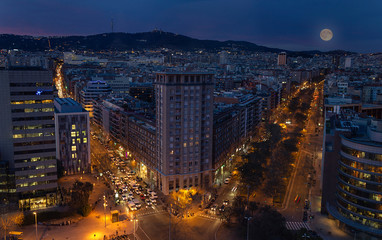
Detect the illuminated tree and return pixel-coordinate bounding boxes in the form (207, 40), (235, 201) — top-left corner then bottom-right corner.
(0, 212), (24, 240)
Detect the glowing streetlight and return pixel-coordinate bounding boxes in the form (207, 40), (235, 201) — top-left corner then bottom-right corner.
(103, 195), (107, 228)
(132, 217), (138, 240)
(33, 212), (37, 240)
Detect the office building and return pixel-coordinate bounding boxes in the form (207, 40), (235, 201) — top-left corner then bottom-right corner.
(54, 98), (90, 175)
(322, 112), (382, 238)
(345, 57), (352, 68)
(0, 67), (57, 210)
(79, 80), (112, 117)
(278, 52), (287, 66)
(155, 72), (214, 195)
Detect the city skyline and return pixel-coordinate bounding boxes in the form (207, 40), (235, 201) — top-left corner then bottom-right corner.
(1, 0), (382, 53)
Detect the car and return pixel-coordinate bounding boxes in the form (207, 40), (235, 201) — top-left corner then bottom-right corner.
(128, 192), (134, 198)
(223, 200), (230, 206)
(219, 205), (225, 212)
(145, 199), (152, 205)
(135, 190), (141, 195)
(150, 197), (157, 203)
(224, 178), (230, 184)
(122, 194), (127, 201)
(133, 199), (141, 209)
(304, 199), (310, 209)
(147, 189), (153, 194)
(140, 194), (145, 200)
(303, 211), (308, 222)
(128, 201), (137, 211)
(150, 192), (158, 199)
(210, 204), (218, 212)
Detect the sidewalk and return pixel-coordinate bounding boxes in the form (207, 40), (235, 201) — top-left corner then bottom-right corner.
(20, 174), (135, 240)
(308, 133), (351, 240)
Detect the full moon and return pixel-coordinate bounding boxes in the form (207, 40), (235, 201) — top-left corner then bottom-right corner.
(320, 29), (333, 41)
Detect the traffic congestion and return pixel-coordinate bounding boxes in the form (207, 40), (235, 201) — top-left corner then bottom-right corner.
(90, 131), (162, 218)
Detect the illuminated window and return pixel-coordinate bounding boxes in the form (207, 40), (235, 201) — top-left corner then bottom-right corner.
(13, 134), (23, 139)
(83, 138), (87, 143)
(82, 131), (86, 136)
(76, 131), (79, 137)
(71, 132), (76, 137)
(183, 143), (187, 147)
(72, 124), (76, 130)
(170, 150), (174, 155)
(72, 139), (75, 144)
(42, 108), (54, 112)
(77, 138), (81, 143)
(71, 146), (76, 151)
(72, 154), (75, 158)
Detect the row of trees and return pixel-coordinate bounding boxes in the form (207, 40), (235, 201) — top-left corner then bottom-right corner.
(237, 86), (315, 203)
(58, 180), (94, 216)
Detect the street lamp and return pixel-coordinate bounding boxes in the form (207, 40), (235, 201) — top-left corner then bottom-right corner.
(244, 216), (252, 240)
(103, 195), (107, 228)
(133, 217), (138, 240)
(245, 216), (252, 240)
(33, 212), (37, 240)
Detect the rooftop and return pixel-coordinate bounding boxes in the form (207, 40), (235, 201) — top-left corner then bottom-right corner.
(54, 98), (88, 113)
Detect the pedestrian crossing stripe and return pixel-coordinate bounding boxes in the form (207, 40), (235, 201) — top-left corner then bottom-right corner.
(285, 221), (311, 231)
(197, 214), (219, 220)
(136, 209), (165, 217)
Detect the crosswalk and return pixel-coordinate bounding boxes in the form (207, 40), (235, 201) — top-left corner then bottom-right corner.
(135, 209), (166, 218)
(285, 221), (311, 231)
(197, 213), (219, 221)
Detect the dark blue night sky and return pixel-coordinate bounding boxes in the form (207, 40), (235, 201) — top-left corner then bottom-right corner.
(1, 0), (381, 52)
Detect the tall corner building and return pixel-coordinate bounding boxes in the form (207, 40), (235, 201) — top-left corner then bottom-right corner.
(155, 72), (214, 195)
(0, 67), (57, 210)
(322, 112), (382, 238)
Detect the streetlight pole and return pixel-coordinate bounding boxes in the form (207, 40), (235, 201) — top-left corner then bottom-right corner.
(245, 216), (252, 240)
(169, 204), (171, 240)
(33, 212), (37, 240)
(133, 217), (138, 240)
(103, 195), (107, 228)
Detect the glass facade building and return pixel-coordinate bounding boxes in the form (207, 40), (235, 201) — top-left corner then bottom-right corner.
(326, 118), (382, 238)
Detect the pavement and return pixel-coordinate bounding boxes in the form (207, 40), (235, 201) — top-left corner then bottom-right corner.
(20, 173), (135, 240)
(21, 201), (134, 240)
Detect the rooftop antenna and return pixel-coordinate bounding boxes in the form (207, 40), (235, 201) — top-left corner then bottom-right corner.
(111, 18), (114, 33)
